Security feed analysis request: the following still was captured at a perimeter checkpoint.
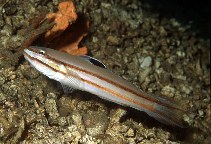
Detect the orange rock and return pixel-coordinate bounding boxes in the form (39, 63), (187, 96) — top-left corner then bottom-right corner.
(45, 1), (77, 42)
(44, 0), (89, 55)
(54, 17), (89, 55)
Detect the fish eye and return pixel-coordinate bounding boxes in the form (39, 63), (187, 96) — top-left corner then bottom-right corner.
(38, 50), (45, 55)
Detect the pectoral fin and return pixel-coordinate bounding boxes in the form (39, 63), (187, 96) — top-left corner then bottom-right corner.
(61, 83), (76, 94)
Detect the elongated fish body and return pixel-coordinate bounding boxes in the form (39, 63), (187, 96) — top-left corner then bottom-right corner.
(24, 46), (186, 127)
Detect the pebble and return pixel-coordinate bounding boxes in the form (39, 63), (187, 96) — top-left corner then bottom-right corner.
(107, 35), (120, 46)
(126, 128), (135, 137)
(198, 110), (204, 117)
(138, 67), (152, 83)
(140, 56), (152, 68)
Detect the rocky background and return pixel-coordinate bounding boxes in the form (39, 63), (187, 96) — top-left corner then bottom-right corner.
(0, 0), (210, 143)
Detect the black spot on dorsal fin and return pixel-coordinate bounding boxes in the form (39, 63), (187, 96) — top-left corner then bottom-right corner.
(79, 55), (107, 69)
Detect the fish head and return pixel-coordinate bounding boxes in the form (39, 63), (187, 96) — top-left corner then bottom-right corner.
(23, 46), (67, 80)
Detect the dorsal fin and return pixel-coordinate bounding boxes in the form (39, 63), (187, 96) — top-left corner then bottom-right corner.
(79, 55), (106, 69)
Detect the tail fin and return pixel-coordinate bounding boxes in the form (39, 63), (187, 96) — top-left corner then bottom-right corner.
(144, 95), (188, 127)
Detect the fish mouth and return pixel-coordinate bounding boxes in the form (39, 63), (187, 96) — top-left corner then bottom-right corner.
(23, 49), (31, 60)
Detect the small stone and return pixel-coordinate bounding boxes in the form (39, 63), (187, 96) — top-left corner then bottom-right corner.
(183, 114), (194, 125)
(107, 35), (120, 45)
(92, 36), (98, 43)
(0, 15), (4, 28)
(110, 108), (127, 124)
(126, 128), (135, 137)
(58, 117), (67, 126)
(1, 24), (13, 36)
(83, 110), (108, 136)
(0, 93), (6, 102)
(181, 85), (192, 95)
(0, 76), (6, 85)
(45, 98), (59, 120)
(138, 67), (152, 83)
(140, 56), (152, 68)
(71, 111), (86, 133)
(198, 110), (204, 117)
(4, 2), (17, 15)
(161, 85), (175, 97)
(92, 9), (102, 26)
(170, 18), (181, 27)
(155, 58), (161, 69)
(176, 50), (185, 57)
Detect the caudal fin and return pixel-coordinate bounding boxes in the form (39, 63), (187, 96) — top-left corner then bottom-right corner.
(144, 95), (188, 127)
